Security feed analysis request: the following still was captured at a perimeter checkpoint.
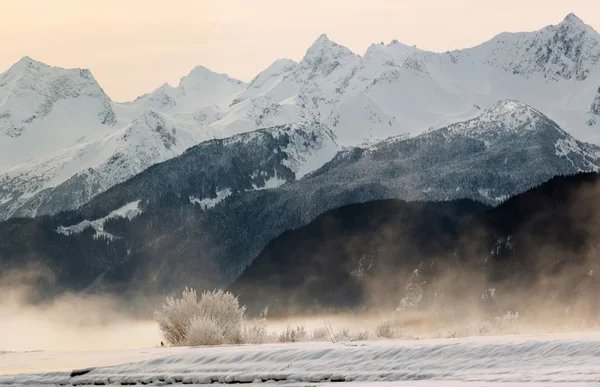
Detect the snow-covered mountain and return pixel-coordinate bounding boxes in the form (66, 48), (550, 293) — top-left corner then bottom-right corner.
(2, 101), (598, 295)
(2, 13), (600, 221)
(0, 57), (120, 170)
(211, 13), (600, 146)
(0, 61), (249, 219)
(0, 110), (211, 219)
(134, 65), (246, 114)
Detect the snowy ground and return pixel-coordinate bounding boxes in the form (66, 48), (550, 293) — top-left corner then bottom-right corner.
(1, 333), (599, 386)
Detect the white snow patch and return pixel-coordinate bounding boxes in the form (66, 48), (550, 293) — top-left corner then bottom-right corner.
(56, 200), (142, 237)
(252, 174), (287, 190)
(189, 189), (232, 210)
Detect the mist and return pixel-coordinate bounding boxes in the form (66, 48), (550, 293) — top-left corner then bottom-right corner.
(0, 270), (161, 352)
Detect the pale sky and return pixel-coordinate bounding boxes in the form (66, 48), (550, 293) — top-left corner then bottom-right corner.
(2, 0), (600, 102)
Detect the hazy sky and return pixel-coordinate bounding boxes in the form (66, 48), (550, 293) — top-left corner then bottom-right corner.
(2, 0), (599, 101)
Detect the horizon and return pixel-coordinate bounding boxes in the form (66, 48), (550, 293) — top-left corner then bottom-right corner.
(2, 1), (600, 101)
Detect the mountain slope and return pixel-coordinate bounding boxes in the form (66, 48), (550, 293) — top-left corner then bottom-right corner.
(210, 35), (362, 140)
(0, 62), (251, 220)
(0, 110), (211, 219)
(1, 102), (598, 298)
(229, 198), (487, 313)
(230, 173), (600, 316)
(304, 100), (600, 206)
(0, 57), (118, 170)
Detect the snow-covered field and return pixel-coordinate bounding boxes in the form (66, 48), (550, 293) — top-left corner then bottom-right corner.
(1, 333), (599, 386)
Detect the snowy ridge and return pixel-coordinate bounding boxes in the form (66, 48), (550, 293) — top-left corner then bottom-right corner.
(211, 13), (600, 148)
(3, 336), (600, 385)
(441, 100), (600, 171)
(136, 66), (246, 114)
(0, 57), (120, 170)
(0, 110), (210, 219)
(447, 100), (551, 138)
(477, 13), (600, 81)
(56, 200), (141, 240)
(231, 59), (298, 106)
(219, 122), (340, 179)
(0, 57), (115, 136)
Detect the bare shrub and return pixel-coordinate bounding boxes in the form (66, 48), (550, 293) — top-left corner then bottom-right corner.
(243, 318), (268, 344)
(376, 320), (397, 339)
(278, 325), (308, 343)
(311, 327), (330, 341)
(350, 330), (370, 341)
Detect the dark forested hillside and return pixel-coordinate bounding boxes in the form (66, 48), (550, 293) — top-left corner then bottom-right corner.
(231, 173), (600, 317)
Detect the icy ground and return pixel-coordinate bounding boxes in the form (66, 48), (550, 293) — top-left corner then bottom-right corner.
(1, 333), (599, 385)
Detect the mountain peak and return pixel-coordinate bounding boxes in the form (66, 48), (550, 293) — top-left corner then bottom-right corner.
(179, 65), (244, 88)
(188, 65), (214, 77)
(315, 33), (330, 43)
(489, 99), (536, 113)
(5, 56), (50, 74)
(561, 13), (585, 28)
(304, 33), (353, 56)
(300, 34), (358, 77)
(0, 56), (115, 138)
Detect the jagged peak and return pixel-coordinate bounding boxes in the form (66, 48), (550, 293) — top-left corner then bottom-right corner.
(561, 13), (586, 28)
(0, 56), (104, 96)
(9, 56), (49, 71)
(3, 56), (96, 78)
(548, 12), (599, 37)
(302, 33), (357, 64)
(314, 33), (331, 44)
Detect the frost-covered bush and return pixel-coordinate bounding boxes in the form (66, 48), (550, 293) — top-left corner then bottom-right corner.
(376, 320), (397, 339)
(154, 288), (246, 346)
(311, 327), (331, 341)
(349, 330), (370, 341)
(185, 317), (225, 346)
(278, 325), (308, 343)
(197, 289), (246, 344)
(154, 287), (202, 345)
(243, 318), (269, 344)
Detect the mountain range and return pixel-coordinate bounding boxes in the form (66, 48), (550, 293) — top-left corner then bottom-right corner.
(2, 13), (600, 302)
(1, 100), (599, 298)
(1, 13), (600, 221)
